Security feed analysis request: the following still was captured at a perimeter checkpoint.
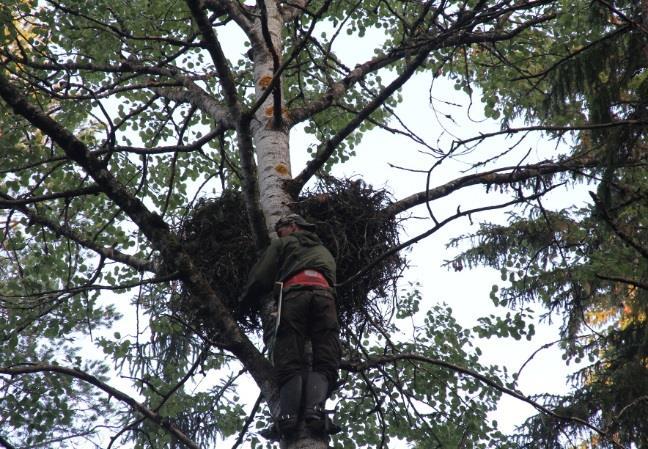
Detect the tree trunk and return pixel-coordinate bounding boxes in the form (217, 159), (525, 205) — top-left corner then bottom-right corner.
(250, 3), (328, 448)
(251, 0), (294, 232)
(281, 436), (329, 449)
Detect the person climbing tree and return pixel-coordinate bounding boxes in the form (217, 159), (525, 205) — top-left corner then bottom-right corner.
(239, 214), (341, 439)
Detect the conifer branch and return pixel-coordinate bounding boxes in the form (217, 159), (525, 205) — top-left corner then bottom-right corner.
(455, 120), (648, 150)
(590, 192), (648, 261)
(0, 436), (17, 449)
(595, 274), (648, 291)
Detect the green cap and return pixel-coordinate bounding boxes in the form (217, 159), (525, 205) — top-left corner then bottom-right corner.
(275, 214), (315, 232)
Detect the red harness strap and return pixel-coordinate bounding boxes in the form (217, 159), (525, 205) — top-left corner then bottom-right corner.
(283, 269), (330, 288)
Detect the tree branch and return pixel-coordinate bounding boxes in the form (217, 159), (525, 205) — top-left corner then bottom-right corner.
(0, 185), (102, 207)
(186, 0), (268, 249)
(0, 435), (17, 449)
(590, 192), (648, 261)
(595, 274), (648, 291)
(339, 187), (559, 288)
(279, 0), (309, 21)
(451, 120), (648, 151)
(382, 156), (602, 218)
(287, 5), (555, 126)
(152, 80), (234, 129)
(0, 363), (202, 449)
(184, 0), (241, 118)
(231, 393), (263, 449)
(289, 48), (432, 195)
(258, 0), (283, 129)
(0, 70), (273, 393)
(203, 0), (256, 39)
(245, 0), (333, 122)
(0, 192), (154, 273)
(341, 352), (626, 449)
(110, 128), (223, 155)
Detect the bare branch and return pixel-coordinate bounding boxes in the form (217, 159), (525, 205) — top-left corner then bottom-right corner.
(289, 48), (432, 195)
(287, 4), (556, 126)
(340, 187), (559, 288)
(0, 185), (102, 207)
(383, 155), (603, 218)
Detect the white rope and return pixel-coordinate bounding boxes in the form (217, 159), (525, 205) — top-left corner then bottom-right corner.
(270, 281), (284, 366)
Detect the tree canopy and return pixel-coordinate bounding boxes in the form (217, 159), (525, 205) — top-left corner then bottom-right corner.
(0, 1), (646, 449)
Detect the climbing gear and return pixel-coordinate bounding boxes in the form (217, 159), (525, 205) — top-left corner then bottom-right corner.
(259, 374), (302, 441)
(277, 374), (302, 433)
(275, 214), (316, 231)
(268, 281), (284, 366)
(283, 269), (330, 289)
(303, 371), (341, 434)
(304, 371), (328, 424)
(259, 371), (342, 441)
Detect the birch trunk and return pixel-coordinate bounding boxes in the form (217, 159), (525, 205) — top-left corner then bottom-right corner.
(251, 0), (294, 233)
(250, 2), (328, 448)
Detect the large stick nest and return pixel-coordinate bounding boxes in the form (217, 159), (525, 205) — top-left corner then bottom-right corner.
(170, 177), (406, 335)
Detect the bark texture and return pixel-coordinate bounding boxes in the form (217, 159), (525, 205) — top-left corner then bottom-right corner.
(252, 0), (294, 233)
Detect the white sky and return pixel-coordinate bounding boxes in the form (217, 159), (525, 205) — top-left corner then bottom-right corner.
(286, 71), (589, 435)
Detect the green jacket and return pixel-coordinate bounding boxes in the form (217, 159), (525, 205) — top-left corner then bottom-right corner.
(240, 230), (336, 305)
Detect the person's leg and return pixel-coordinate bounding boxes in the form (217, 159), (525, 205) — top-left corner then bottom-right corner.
(272, 292), (310, 432)
(305, 290), (341, 431)
(309, 290), (341, 387)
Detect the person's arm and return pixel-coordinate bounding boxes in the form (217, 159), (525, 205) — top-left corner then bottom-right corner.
(239, 239), (282, 305)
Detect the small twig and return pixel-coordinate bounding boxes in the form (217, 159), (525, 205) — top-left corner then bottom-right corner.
(515, 334), (592, 380)
(231, 393), (263, 449)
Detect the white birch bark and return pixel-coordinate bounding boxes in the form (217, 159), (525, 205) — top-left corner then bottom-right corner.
(250, 3), (329, 448)
(251, 0), (294, 233)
